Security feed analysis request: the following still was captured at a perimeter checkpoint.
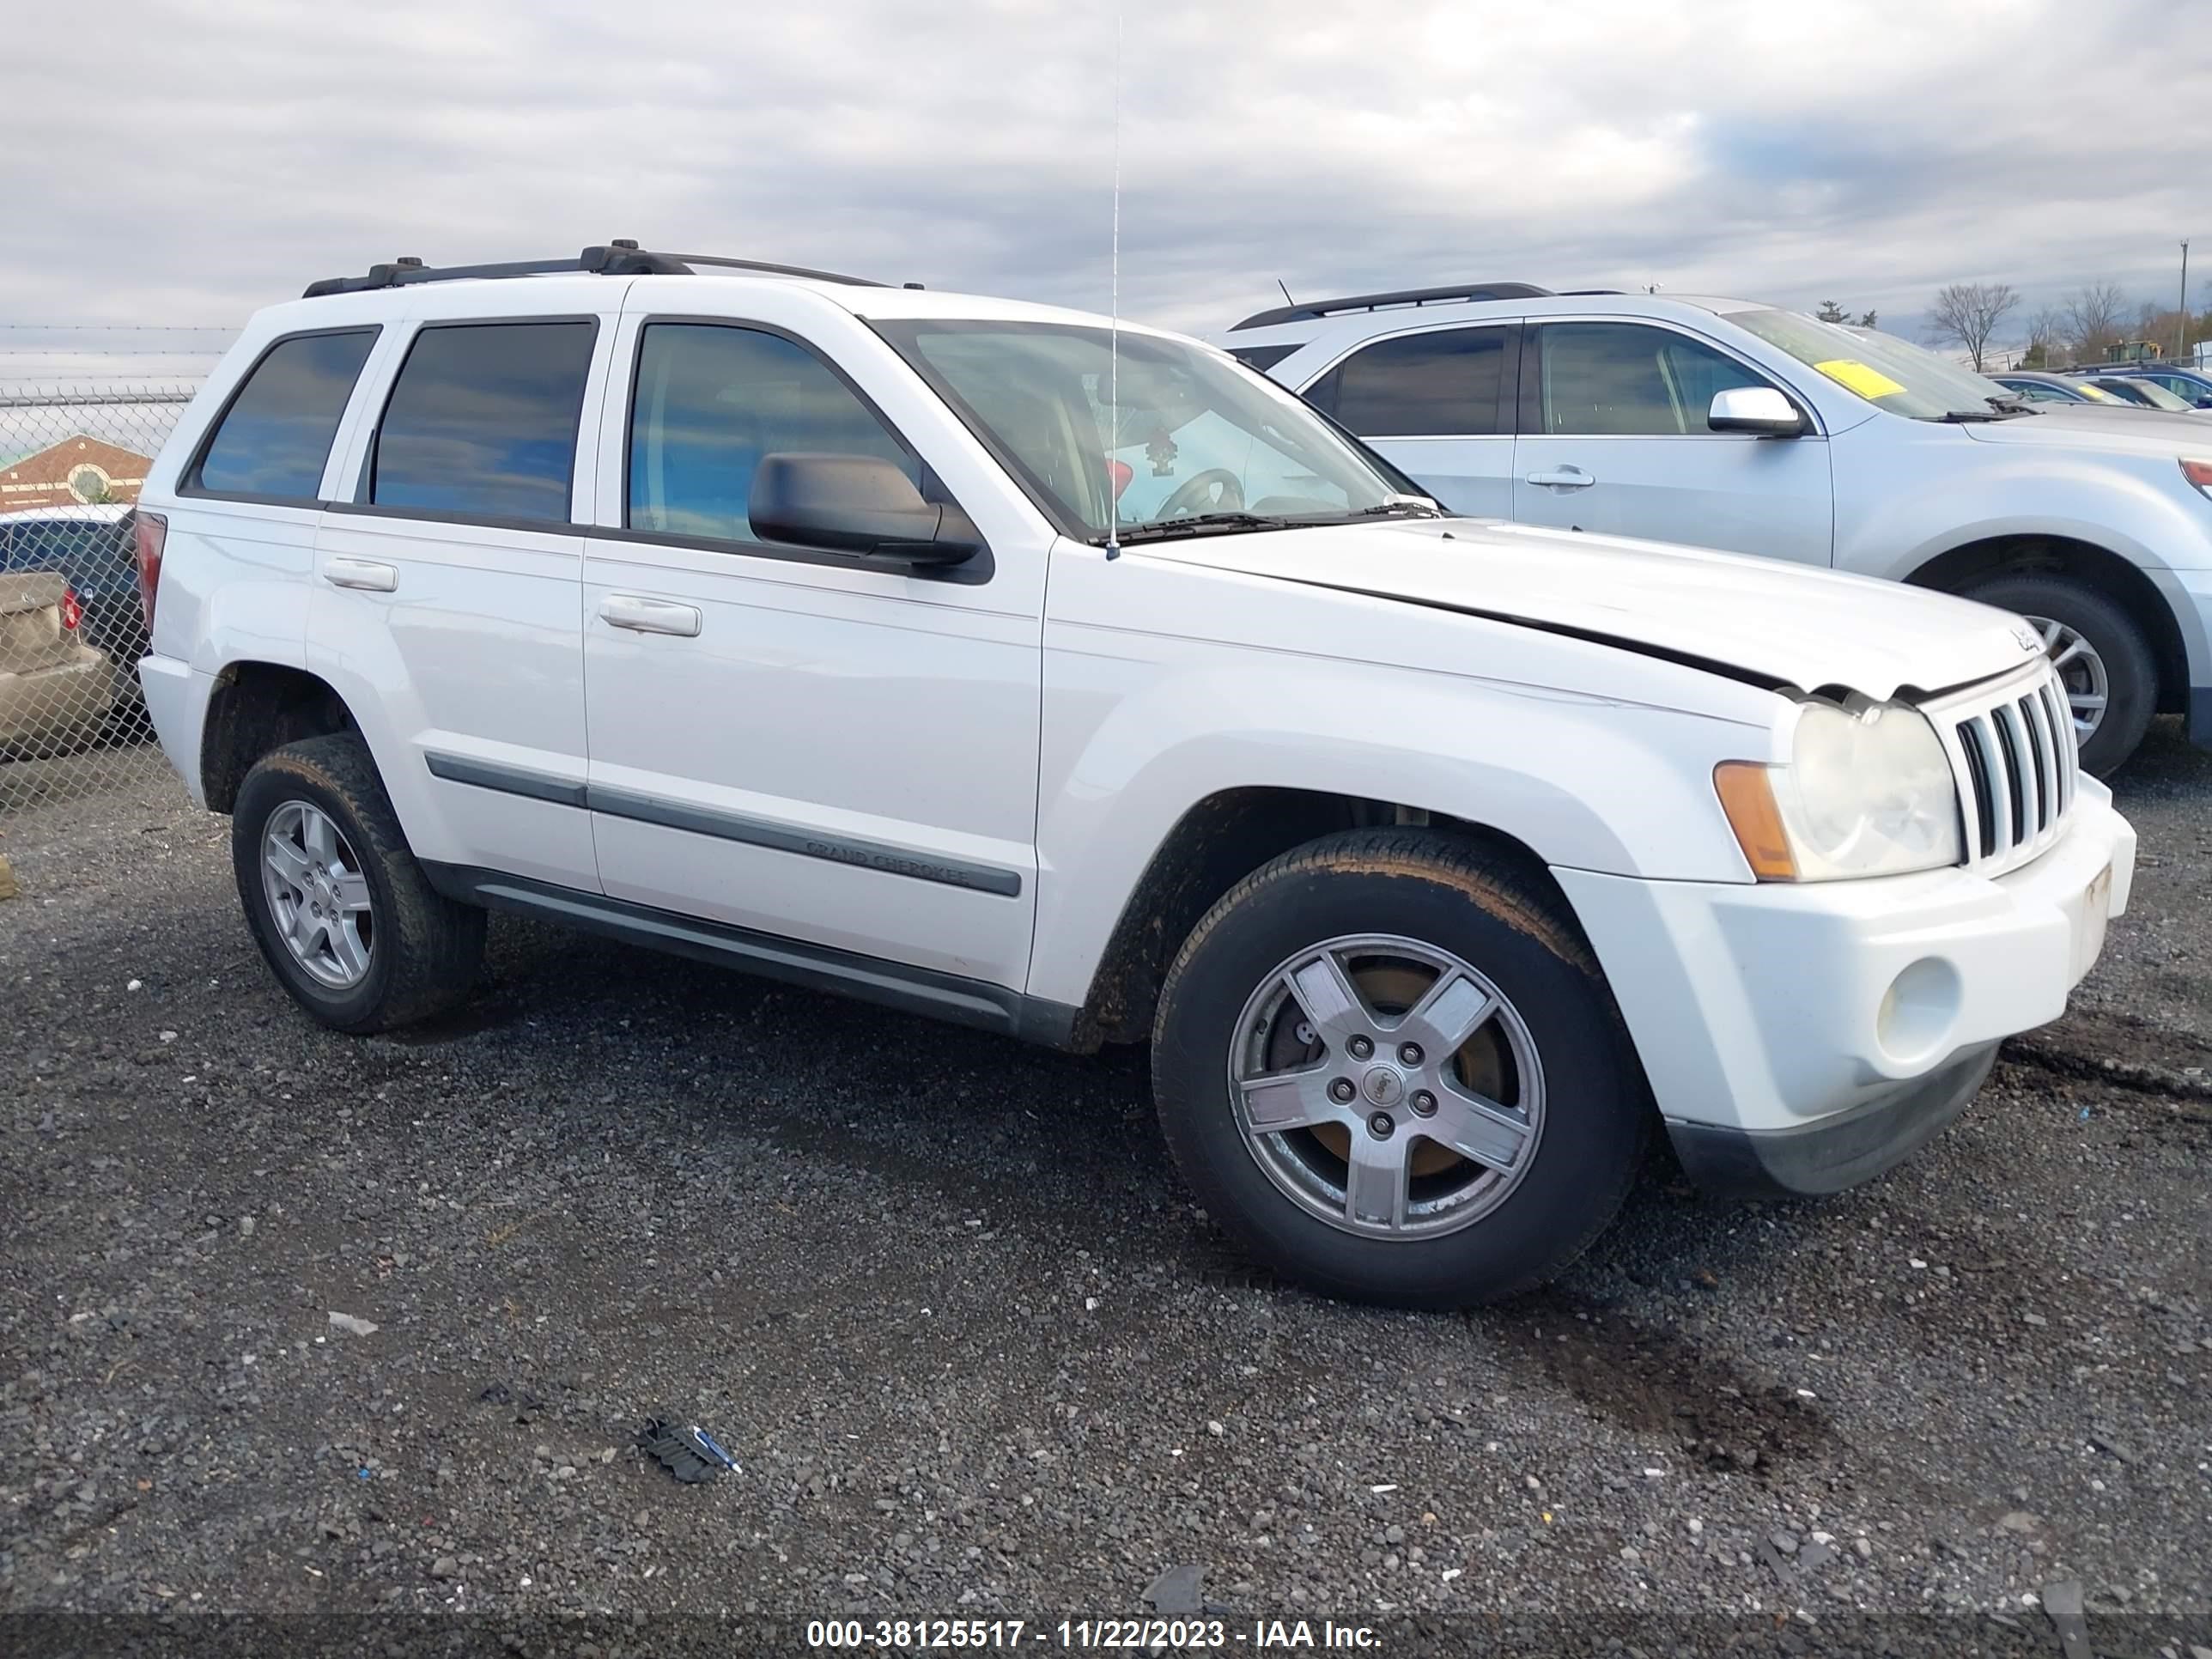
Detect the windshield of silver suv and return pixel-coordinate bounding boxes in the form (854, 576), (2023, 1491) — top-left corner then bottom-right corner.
(1727, 308), (2026, 422)
(875, 319), (1419, 542)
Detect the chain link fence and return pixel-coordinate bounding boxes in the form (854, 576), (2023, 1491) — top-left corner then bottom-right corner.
(3, 334), (221, 820)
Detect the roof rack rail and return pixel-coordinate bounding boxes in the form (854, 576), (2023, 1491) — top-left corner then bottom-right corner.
(1555, 289), (1627, 296)
(1229, 282), (1553, 331)
(302, 240), (889, 299)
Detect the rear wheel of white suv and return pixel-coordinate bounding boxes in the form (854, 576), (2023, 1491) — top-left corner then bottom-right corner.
(232, 733), (485, 1033)
(1961, 574), (2154, 776)
(1151, 829), (1648, 1308)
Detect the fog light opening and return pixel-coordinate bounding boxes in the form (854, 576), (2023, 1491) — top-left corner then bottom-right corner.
(1876, 957), (1962, 1066)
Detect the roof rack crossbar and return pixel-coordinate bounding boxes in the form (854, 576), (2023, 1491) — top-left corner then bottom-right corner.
(1229, 281), (1554, 331)
(302, 243), (886, 300)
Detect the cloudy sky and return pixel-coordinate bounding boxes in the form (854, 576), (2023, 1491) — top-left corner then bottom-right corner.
(3, 0), (2208, 361)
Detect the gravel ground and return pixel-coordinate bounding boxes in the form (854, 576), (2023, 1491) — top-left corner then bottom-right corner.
(2, 721), (2208, 1658)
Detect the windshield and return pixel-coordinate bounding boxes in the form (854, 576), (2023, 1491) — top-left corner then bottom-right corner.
(2101, 377), (2194, 411)
(1727, 308), (2025, 422)
(873, 319), (1418, 541)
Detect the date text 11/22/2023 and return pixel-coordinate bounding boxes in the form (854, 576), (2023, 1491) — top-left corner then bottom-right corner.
(804, 1617), (1383, 1649)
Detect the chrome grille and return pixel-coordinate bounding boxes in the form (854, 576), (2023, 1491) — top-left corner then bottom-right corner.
(1934, 665), (2078, 873)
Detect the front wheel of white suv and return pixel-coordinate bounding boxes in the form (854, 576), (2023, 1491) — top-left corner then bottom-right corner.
(1962, 574), (2155, 777)
(1150, 830), (1650, 1308)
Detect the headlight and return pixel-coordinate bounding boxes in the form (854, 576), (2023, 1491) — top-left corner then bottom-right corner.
(1715, 698), (1962, 881)
(2183, 459), (2212, 500)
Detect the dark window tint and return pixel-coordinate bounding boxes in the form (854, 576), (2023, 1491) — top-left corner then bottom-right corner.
(371, 322), (593, 522)
(628, 323), (916, 544)
(1306, 329), (1505, 437)
(194, 331), (375, 500)
(1225, 343), (1298, 373)
(0, 520), (131, 585)
(1537, 323), (1772, 435)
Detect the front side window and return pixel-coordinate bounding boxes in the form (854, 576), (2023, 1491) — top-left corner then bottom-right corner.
(628, 323), (917, 544)
(369, 321), (594, 522)
(1535, 323), (1772, 436)
(1308, 327), (1508, 437)
(874, 320), (1412, 541)
(192, 329), (377, 500)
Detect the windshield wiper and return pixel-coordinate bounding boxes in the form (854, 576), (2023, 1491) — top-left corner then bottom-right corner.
(1345, 498), (1445, 519)
(1112, 511), (1286, 544)
(1937, 408), (2006, 423)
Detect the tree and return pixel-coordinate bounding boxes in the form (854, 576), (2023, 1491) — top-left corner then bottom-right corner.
(1856, 310), (1879, 329)
(1815, 300), (1850, 323)
(1927, 282), (2021, 372)
(2063, 282), (2127, 358)
(2022, 307), (2067, 369)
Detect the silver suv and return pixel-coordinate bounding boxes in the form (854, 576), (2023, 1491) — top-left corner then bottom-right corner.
(1218, 283), (2212, 774)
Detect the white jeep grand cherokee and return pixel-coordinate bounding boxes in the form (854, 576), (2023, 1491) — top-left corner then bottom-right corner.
(131, 244), (2136, 1306)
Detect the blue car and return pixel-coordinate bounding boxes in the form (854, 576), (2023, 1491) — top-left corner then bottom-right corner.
(2068, 363), (2212, 410)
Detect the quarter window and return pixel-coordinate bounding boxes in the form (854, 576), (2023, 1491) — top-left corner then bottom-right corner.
(1307, 328), (1507, 437)
(627, 323), (918, 545)
(192, 330), (377, 501)
(370, 322), (594, 522)
(1536, 323), (1774, 436)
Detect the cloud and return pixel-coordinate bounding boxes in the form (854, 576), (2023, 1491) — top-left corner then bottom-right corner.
(2, 0), (2206, 349)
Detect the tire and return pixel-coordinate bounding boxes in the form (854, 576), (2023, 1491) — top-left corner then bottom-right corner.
(231, 732), (485, 1033)
(1960, 574), (2155, 777)
(1151, 829), (1649, 1308)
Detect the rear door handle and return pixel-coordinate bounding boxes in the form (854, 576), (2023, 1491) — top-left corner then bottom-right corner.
(601, 594), (702, 637)
(324, 557), (398, 592)
(1524, 467), (1595, 489)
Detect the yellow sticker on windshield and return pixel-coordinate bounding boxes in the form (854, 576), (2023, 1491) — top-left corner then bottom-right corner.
(1813, 359), (1907, 400)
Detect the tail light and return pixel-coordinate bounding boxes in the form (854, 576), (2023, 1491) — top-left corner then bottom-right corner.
(60, 586), (83, 632)
(133, 512), (167, 634)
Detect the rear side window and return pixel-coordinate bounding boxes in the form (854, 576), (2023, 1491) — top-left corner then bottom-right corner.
(627, 322), (917, 546)
(1305, 328), (1508, 437)
(370, 321), (595, 523)
(191, 330), (377, 501)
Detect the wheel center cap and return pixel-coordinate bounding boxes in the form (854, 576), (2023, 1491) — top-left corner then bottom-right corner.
(1361, 1066), (1406, 1108)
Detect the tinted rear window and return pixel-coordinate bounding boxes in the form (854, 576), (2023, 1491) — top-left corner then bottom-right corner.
(369, 321), (595, 523)
(1307, 328), (1507, 437)
(192, 330), (377, 500)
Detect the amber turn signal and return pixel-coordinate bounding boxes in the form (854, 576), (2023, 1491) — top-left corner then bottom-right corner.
(1713, 762), (1797, 881)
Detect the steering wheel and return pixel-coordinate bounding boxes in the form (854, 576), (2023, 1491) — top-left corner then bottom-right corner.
(1155, 468), (1245, 519)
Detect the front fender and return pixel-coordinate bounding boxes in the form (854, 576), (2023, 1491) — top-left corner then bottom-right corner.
(1025, 645), (1765, 1011)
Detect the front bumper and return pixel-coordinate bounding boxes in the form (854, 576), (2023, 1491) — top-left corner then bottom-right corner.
(1554, 781), (2136, 1191)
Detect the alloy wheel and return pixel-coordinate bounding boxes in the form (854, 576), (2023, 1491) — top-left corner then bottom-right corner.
(261, 800), (374, 989)
(2023, 614), (2108, 745)
(1226, 934), (1545, 1240)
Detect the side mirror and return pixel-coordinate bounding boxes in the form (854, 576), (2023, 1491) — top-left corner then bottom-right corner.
(1709, 386), (1805, 436)
(749, 453), (983, 568)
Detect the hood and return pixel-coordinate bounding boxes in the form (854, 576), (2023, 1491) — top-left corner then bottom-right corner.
(1964, 406), (2212, 453)
(1146, 518), (2045, 703)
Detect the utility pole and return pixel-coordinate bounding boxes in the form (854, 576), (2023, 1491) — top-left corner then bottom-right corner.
(2182, 241), (2191, 364)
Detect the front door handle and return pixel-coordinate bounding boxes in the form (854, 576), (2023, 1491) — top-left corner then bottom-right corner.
(601, 594), (702, 637)
(324, 557), (398, 592)
(1525, 467), (1595, 489)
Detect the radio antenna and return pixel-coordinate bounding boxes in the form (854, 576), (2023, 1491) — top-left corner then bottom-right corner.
(1103, 3), (1125, 562)
(1276, 278), (1294, 307)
